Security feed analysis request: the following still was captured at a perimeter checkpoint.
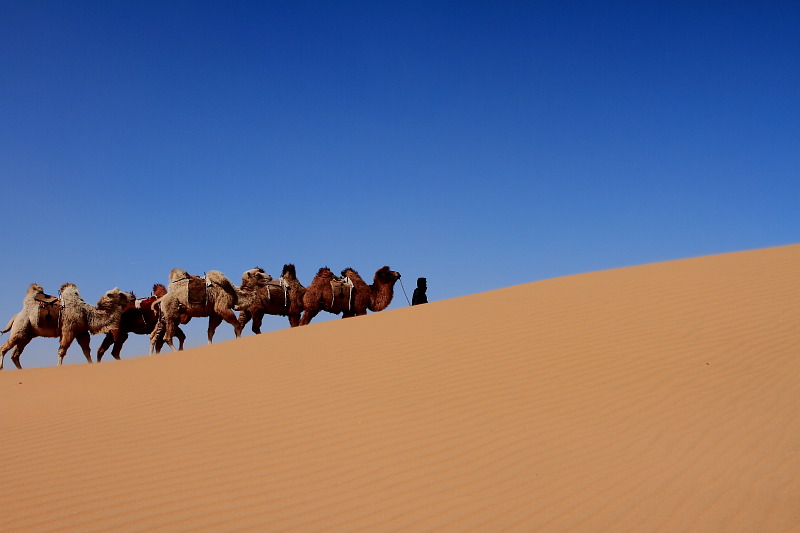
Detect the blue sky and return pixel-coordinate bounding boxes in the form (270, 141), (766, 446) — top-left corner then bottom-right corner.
(2, 1), (798, 368)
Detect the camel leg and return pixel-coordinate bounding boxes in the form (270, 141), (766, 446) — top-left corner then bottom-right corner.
(10, 341), (30, 370)
(176, 328), (186, 351)
(300, 309), (319, 326)
(288, 313), (300, 328)
(218, 308), (243, 338)
(154, 337), (164, 354)
(251, 310), (264, 334)
(97, 332), (114, 362)
(58, 331), (76, 366)
(162, 318), (180, 352)
(207, 315), (223, 344)
(10, 343), (29, 369)
(164, 337), (177, 352)
(111, 332), (128, 360)
(0, 340), (11, 370)
(150, 319), (164, 354)
(76, 332), (93, 364)
(153, 324), (180, 353)
(237, 309), (251, 333)
(2, 338), (28, 370)
(153, 325), (169, 354)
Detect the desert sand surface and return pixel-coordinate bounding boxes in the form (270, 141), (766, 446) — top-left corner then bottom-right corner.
(1, 245), (799, 532)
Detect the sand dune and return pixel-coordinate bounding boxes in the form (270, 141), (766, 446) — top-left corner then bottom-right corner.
(1, 245), (799, 532)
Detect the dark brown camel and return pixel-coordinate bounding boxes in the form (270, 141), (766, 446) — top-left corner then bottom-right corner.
(238, 264), (307, 333)
(96, 284), (186, 361)
(299, 266), (401, 326)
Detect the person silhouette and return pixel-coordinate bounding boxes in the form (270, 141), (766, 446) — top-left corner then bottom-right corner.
(412, 277), (428, 305)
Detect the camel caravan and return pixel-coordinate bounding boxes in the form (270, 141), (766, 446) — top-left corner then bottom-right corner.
(0, 264), (401, 370)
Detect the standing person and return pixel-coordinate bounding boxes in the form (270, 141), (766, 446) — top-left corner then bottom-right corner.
(412, 277), (428, 305)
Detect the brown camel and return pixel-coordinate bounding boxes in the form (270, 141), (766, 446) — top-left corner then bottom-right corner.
(299, 266), (401, 326)
(1, 282), (136, 370)
(156, 268), (241, 351)
(96, 283), (186, 362)
(237, 264), (307, 333)
(146, 295), (193, 355)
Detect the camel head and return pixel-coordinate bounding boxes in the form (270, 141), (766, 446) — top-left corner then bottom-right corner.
(240, 267), (272, 290)
(374, 266), (401, 286)
(152, 284), (167, 298)
(96, 288), (137, 312)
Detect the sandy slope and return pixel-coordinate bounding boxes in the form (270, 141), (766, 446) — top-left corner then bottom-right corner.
(1, 245), (799, 532)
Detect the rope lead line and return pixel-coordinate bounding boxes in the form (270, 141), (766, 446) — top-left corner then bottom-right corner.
(399, 278), (411, 306)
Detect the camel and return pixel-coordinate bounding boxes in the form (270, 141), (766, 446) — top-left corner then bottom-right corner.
(96, 283), (186, 362)
(299, 266), (401, 326)
(237, 264), (307, 333)
(1, 282), (136, 370)
(146, 296), (192, 355)
(156, 268), (241, 351)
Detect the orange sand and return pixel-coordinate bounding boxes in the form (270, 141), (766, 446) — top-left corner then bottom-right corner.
(1, 245), (799, 531)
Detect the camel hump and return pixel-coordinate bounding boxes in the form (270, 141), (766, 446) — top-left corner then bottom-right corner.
(206, 270), (232, 286)
(152, 283), (167, 296)
(58, 283), (83, 304)
(206, 270), (222, 279)
(340, 267), (359, 278)
(315, 267), (333, 278)
(59, 282), (78, 292)
(169, 268), (191, 282)
(206, 270), (238, 305)
(282, 264), (297, 279)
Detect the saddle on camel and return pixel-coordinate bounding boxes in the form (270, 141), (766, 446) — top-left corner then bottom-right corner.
(166, 272), (208, 323)
(169, 272), (210, 305)
(34, 292), (61, 329)
(135, 294), (158, 315)
(330, 275), (355, 311)
(262, 277), (290, 307)
(187, 276), (209, 305)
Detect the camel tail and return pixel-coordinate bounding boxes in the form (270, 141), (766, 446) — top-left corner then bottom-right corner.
(1, 315), (15, 334)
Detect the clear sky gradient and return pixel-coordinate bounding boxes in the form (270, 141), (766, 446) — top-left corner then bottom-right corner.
(2, 1), (798, 368)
